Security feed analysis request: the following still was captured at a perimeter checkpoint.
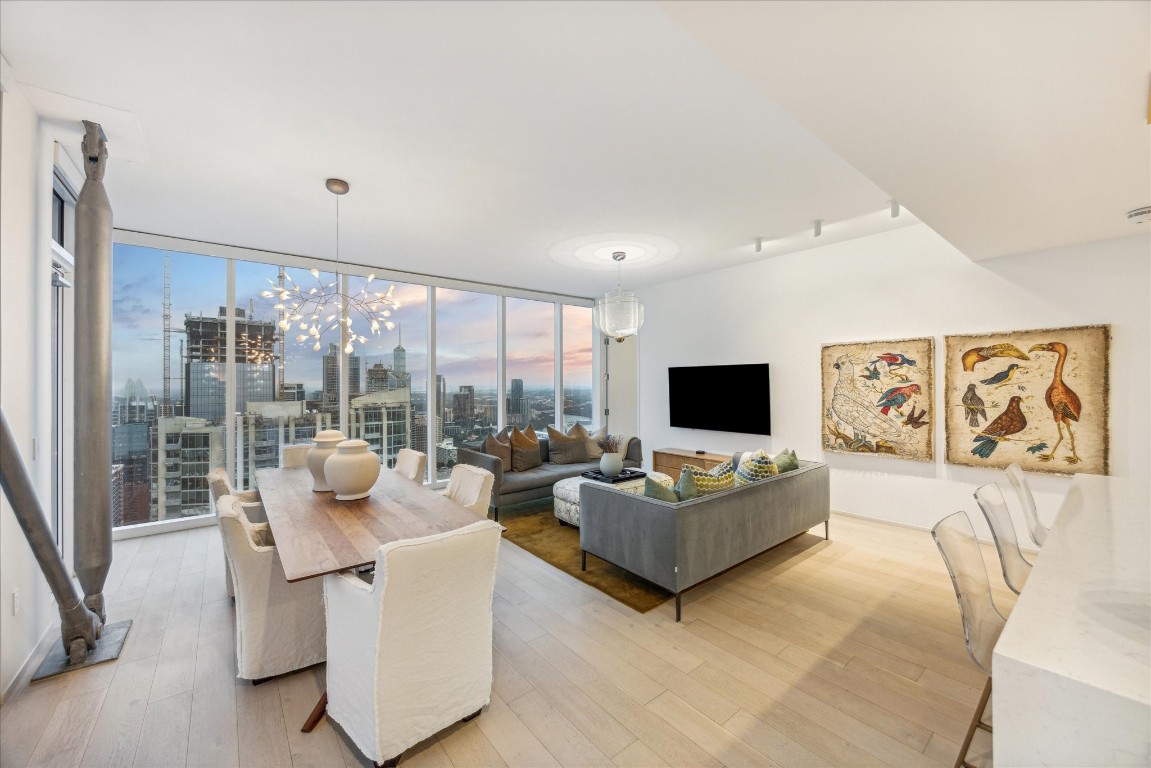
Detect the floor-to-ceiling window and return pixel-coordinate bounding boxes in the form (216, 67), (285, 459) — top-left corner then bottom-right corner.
(111, 245), (226, 524)
(505, 298), (555, 431)
(110, 236), (595, 529)
(562, 305), (594, 430)
(434, 288), (498, 482)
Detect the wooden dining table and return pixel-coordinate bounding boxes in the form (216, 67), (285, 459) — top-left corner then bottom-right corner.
(255, 465), (485, 582)
(254, 464), (487, 731)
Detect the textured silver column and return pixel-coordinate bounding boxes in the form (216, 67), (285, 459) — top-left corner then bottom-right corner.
(0, 410), (100, 662)
(73, 121), (113, 622)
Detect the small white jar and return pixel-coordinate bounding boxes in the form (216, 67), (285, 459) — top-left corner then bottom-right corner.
(325, 439), (381, 501)
(307, 429), (347, 492)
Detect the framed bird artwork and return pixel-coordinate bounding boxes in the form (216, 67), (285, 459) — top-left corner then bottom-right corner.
(820, 337), (935, 462)
(944, 325), (1110, 474)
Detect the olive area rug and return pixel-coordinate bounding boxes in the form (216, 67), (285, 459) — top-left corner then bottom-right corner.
(499, 508), (673, 613)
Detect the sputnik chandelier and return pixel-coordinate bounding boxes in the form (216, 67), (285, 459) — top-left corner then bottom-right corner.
(262, 178), (399, 355)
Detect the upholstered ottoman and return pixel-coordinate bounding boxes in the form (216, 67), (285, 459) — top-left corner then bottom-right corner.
(553, 471), (672, 526)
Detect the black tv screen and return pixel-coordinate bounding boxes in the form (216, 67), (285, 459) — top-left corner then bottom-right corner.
(668, 364), (771, 436)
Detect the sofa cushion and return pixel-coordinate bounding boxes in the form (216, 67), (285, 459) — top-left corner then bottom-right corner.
(510, 427), (542, 472)
(481, 432), (511, 470)
(681, 464), (734, 495)
(499, 462), (581, 494)
(644, 476), (679, 503)
(735, 449), (779, 486)
(580, 425), (608, 459)
(674, 469), (700, 500)
(546, 426), (588, 464)
(772, 448), (800, 473)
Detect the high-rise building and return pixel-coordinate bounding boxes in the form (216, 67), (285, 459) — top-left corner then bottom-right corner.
(366, 362), (410, 394)
(393, 326), (406, 375)
(112, 378), (151, 426)
(150, 417), (225, 521)
(507, 377), (529, 428)
(323, 343), (362, 404)
(282, 382), (306, 401)
(453, 385), (475, 424)
(435, 374), (447, 421)
(350, 387), (412, 468)
(184, 308), (276, 420)
(112, 421), (152, 525)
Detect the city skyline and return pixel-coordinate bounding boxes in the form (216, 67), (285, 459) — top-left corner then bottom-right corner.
(112, 244), (594, 397)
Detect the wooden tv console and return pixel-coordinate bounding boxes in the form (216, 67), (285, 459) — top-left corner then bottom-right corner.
(652, 447), (732, 483)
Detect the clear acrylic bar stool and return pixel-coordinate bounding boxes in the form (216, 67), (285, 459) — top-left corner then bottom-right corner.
(1004, 463), (1047, 547)
(932, 511), (1007, 768)
(974, 482), (1032, 594)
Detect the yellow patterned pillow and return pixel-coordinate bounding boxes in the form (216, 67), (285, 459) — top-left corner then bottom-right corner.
(734, 449), (779, 486)
(681, 463), (735, 495)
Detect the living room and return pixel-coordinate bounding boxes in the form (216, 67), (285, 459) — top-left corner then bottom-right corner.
(1, 2), (1148, 767)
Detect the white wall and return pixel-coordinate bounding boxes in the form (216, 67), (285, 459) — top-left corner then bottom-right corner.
(0, 67), (59, 699)
(638, 224), (1150, 534)
(606, 335), (640, 437)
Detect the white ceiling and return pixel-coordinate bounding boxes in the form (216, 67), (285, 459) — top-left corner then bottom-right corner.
(1, 1), (1145, 298)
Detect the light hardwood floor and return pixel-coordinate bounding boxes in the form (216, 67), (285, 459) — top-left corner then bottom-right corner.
(0, 513), (1008, 767)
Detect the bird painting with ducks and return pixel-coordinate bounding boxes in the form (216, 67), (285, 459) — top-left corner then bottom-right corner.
(944, 326), (1110, 474)
(821, 337), (935, 462)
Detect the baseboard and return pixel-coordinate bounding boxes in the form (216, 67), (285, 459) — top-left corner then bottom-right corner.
(830, 508), (1040, 556)
(1, 622), (57, 706)
(112, 513), (215, 541)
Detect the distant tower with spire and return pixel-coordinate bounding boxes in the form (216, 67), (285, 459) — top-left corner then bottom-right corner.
(393, 324), (406, 375)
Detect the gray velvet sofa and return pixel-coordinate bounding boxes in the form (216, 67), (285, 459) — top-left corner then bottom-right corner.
(457, 436), (642, 521)
(578, 459), (830, 620)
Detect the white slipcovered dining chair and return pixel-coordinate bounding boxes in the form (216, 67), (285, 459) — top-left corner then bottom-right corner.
(324, 519), (502, 767)
(207, 467), (265, 598)
(445, 463), (495, 518)
(215, 494), (326, 682)
(283, 443), (311, 469)
(394, 448), (427, 483)
(1004, 463), (1048, 547)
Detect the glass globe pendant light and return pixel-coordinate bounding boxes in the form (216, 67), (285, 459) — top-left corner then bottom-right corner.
(593, 251), (644, 343)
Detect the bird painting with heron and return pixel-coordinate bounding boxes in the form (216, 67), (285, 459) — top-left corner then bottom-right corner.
(945, 326), (1110, 474)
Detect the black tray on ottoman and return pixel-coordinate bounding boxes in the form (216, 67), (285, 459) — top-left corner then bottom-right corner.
(580, 468), (647, 484)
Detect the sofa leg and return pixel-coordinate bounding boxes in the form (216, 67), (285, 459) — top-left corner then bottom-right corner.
(493, 508), (499, 522)
(675, 593), (682, 622)
(558, 519), (568, 526)
(825, 520), (829, 540)
(580, 550), (586, 571)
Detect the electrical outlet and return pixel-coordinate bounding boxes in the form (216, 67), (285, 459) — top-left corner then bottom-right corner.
(11, 589), (20, 616)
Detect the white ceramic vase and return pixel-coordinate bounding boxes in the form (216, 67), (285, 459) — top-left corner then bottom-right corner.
(325, 439), (381, 501)
(599, 452), (624, 478)
(307, 429), (346, 492)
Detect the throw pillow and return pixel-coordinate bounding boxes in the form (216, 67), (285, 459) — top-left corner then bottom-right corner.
(481, 432), (511, 470)
(584, 426), (607, 459)
(773, 448), (800, 473)
(509, 427), (542, 472)
(674, 469), (700, 501)
(735, 449), (779, 486)
(546, 426), (588, 465)
(681, 463), (735, 495)
(644, 476), (679, 503)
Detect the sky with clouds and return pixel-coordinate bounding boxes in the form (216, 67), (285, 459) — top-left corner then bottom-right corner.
(112, 244), (593, 399)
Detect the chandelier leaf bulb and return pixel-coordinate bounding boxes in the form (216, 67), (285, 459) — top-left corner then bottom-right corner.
(265, 179), (399, 355)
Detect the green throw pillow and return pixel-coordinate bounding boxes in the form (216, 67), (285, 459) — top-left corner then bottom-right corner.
(674, 469), (700, 501)
(734, 449), (779, 486)
(681, 463), (735, 495)
(644, 476), (679, 503)
(773, 448), (800, 473)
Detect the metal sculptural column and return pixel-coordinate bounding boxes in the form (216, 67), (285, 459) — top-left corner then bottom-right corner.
(0, 410), (100, 664)
(73, 120), (113, 623)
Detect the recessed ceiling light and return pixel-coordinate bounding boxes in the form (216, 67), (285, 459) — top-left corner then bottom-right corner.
(1127, 206), (1151, 224)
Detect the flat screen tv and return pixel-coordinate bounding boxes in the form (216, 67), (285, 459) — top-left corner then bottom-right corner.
(668, 363), (771, 436)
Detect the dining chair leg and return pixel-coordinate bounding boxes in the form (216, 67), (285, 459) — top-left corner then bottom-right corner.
(301, 692), (328, 733)
(375, 756), (400, 768)
(955, 677), (993, 768)
(824, 520), (829, 540)
(461, 707), (482, 722)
